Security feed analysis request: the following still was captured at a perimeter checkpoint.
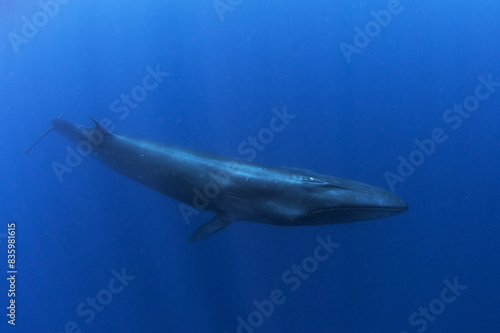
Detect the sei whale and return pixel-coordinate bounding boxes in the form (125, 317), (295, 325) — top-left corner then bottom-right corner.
(29, 116), (408, 241)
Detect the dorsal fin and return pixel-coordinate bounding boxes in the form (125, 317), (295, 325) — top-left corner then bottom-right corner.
(89, 117), (112, 135)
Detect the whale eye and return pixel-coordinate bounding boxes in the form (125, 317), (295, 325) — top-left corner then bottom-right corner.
(299, 175), (353, 191)
(300, 176), (328, 184)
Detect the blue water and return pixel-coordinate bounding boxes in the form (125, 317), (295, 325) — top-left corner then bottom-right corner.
(1, 0), (499, 332)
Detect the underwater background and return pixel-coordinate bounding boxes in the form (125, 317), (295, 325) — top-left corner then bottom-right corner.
(1, 0), (500, 332)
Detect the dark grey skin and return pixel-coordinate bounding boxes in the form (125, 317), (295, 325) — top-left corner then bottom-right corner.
(45, 117), (408, 241)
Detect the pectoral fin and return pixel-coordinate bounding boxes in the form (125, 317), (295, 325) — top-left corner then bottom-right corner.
(189, 214), (232, 242)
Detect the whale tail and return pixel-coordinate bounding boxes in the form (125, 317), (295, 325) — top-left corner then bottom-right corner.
(25, 110), (69, 154)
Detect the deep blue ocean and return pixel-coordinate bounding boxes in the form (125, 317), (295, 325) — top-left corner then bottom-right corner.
(1, 1), (499, 332)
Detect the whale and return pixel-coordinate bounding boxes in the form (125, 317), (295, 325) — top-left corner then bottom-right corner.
(28, 116), (408, 241)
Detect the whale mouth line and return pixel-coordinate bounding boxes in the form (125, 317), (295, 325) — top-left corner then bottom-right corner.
(308, 205), (408, 216)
